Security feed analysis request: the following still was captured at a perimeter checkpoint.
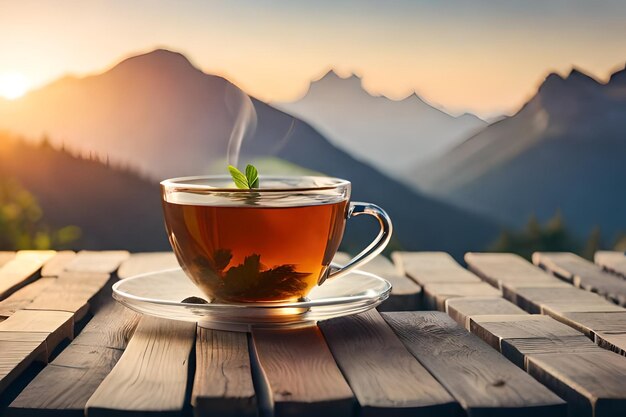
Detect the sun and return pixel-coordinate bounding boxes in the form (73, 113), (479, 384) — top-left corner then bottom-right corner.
(0, 72), (30, 100)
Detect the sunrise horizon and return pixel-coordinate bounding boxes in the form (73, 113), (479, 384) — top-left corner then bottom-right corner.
(2, 44), (626, 120)
(3, 1), (626, 118)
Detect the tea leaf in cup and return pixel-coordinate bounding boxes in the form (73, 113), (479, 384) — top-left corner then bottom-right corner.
(245, 164), (259, 188)
(180, 296), (209, 304)
(228, 165), (249, 189)
(228, 164), (260, 189)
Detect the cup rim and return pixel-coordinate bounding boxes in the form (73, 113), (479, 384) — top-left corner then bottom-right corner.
(160, 175), (351, 193)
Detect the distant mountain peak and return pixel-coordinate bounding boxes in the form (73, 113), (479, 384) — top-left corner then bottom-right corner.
(566, 67), (599, 84)
(538, 67), (599, 100)
(609, 63), (626, 84)
(111, 48), (198, 74)
(538, 72), (565, 91)
(317, 69), (361, 81)
(403, 91), (422, 101)
(456, 112), (486, 123)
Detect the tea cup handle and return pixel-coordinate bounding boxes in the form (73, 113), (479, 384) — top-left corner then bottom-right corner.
(322, 202), (392, 284)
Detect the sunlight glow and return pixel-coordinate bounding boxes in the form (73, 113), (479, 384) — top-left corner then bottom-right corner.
(0, 72), (30, 100)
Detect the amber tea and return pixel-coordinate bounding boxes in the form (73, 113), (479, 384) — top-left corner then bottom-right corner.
(163, 200), (348, 302)
(161, 175), (391, 304)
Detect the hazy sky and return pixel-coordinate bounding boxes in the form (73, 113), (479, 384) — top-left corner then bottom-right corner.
(1, 0), (626, 117)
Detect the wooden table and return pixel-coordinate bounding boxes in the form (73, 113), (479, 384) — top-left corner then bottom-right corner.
(1, 250), (626, 416)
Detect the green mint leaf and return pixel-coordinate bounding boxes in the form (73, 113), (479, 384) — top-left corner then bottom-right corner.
(245, 164), (259, 189)
(228, 165), (249, 189)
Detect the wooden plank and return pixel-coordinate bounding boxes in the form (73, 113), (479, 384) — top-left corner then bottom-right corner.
(86, 317), (196, 417)
(464, 258), (626, 358)
(0, 251), (16, 268)
(505, 286), (624, 315)
(423, 282), (501, 310)
(0, 309), (73, 394)
(595, 332), (626, 356)
(554, 311), (626, 338)
(192, 328), (257, 417)
(500, 280), (572, 296)
(24, 272), (111, 321)
(117, 252), (179, 279)
(534, 252), (626, 306)
(377, 274), (422, 311)
(40, 250), (76, 277)
(320, 310), (461, 417)
(465, 252), (563, 289)
(446, 297), (527, 329)
(251, 326), (354, 417)
(333, 252), (397, 276)
(391, 251), (482, 284)
(0, 339), (47, 393)
(382, 311), (566, 417)
(0, 251), (55, 300)
(334, 252), (422, 311)
(71, 299), (140, 350)
(469, 314), (586, 347)
(65, 250), (129, 274)
(0, 278), (55, 319)
(0, 309), (74, 354)
(527, 352), (626, 417)
(8, 299), (140, 416)
(14, 251), (57, 261)
(7, 344), (123, 417)
(595, 251), (626, 279)
(469, 315), (599, 368)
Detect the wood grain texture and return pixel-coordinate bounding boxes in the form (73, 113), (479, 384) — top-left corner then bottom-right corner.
(192, 328), (257, 417)
(446, 297), (527, 329)
(465, 252), (563, 289)
(24, 272), (111, 321)
(117, 252), (179, 279)
(502, 286), (622, 315)
(391, 251), (482, 285)
(8, 298), (140, 416)
(0, 310), (73, 395)
(382, 311), (566, 417)
(554, 311), (626, 338)
(0, 278), (55, 319)
(595, 332), (626, 357)
(0, 339), (47, 393)
(320, 310), (461, 417)
(334, 252), (422, 311)
(0, 251), (16, 268)
(527, 352), (626, 417)
(469, 315), (599, 368)
(499, 281), (572, 302)
(71, 299), (140, 350)
(0, 309), (74, 354)
(423, 282), (501, 310)
(40, 250), (76, 277)
(0, 251), (55, 300)
(534, 252), (626, 306)
(251, 326), (354, 417)
(65, 250), (129, 274)
(595, 251), (626, 279)
(7, 345), (122, 417)
(86, 317), (196, 417)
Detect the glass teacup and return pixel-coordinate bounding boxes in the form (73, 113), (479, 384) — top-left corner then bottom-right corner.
(161, 175), (392, 303)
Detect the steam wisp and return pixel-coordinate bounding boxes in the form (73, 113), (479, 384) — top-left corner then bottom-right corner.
(225, 86), (257, 168)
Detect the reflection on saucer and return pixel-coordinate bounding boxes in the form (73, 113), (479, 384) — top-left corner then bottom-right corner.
(112, 267), (391, 332)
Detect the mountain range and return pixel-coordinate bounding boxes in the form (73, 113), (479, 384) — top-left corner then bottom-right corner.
(277, 70), (487, 178)
(414, 66), (626, 241)
(0, 49), (500, 256)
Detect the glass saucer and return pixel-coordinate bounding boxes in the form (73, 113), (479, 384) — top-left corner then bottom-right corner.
(112, 267), (391, 332)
